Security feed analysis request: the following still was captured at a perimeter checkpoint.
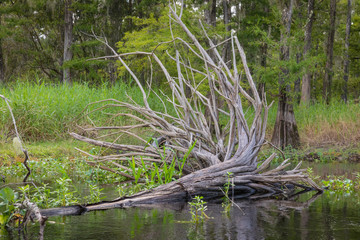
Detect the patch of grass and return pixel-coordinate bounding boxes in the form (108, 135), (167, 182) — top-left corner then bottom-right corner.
(0, 80), (169, 143)
(258, 145), (360, 165)
(1, 80), (359, 157)
(265, 101), (360, 148)
(296, 101), (360, 148)
(0, 139), (92, 166)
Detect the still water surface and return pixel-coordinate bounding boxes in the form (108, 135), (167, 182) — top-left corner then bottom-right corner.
(7, 191), (360, 240)
(3, 163), (360, 240)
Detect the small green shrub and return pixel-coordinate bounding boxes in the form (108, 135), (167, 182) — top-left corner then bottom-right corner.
(189, 196), (209, 224)
(222, 172), (234, 213)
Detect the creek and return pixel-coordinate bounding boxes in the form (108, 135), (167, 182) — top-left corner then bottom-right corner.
(2, 162), (360, 240)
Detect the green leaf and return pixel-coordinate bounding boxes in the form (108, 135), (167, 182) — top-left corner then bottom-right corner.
(0, 187), (15, 204)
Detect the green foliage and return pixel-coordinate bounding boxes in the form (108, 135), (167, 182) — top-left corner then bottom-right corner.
(322, 176), (355, 193)
(124, 140), (196, 190)
(0, 187), (18, 217)
(0, 156), (126, 209)
(52, 178), (79, 206)
(306, 167), (321, 184)
(0, 0), (167, 82)
(221, 172), (234, 213)
(128, 155), (176, 187)
(0, 187), (22, 228)
(0, 0), (359, 102)
(189, 196), (209, 224)
(115, 8), (182, 86)
(0, 80), (168, 142)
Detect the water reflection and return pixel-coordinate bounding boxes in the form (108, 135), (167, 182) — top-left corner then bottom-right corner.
(3, 191), (360, 240)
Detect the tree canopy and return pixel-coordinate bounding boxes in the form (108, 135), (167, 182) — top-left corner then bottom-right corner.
(0, 0), (359, 148)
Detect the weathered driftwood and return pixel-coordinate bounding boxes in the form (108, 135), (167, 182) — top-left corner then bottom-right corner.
(40, 155), (321, 217)
(54, 5), (322, 216)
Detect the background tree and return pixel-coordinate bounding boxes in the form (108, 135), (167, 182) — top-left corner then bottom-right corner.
(0, 12), (5, 83)
(271, 0), (300, 149)
(342, 0), (351, 103)
(300, 0), (315, 105)
(63, 0), (73, 84)
(0, 0), (359, 104)
(323, 0), (337, 104)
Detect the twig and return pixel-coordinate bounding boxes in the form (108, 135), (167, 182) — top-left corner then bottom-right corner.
(265, 140), (286, 161)
(0, 94), (31, 182)
(219, 187), (245, 215)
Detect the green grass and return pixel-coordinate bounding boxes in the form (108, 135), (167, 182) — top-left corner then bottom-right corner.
(1, 80), (359, 155)
(0, 80), (169, 142)
(0, 140), (90, 163)
(264, 100), (360, 147)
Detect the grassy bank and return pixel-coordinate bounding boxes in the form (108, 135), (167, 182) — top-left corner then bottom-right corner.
(1, 81), (359, 158)
(0, 81), (144, 142)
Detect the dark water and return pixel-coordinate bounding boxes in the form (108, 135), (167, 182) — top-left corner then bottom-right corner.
(2, 163), (360, 240)
(3, 191), (360, 240)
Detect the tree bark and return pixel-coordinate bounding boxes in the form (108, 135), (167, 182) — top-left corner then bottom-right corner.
(258, 6), (271, 99)
(63, 0), (73, 84)
(342, 0), (351, 103)
(221, 0), (232, 66)
(39, 154), (321, 217)
(271, 0), (300, 149)
(294, 52), (301, 104)
(323, 0), (336, 104)
(300, 0), (315, 105)
(0, 14), (5, 83)
(204, 0), (217, 27)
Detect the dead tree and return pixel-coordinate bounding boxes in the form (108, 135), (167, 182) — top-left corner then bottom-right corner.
(49, 5), (322, 216)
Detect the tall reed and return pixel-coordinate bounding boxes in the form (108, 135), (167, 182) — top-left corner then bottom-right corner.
(1, 81), (359, 148)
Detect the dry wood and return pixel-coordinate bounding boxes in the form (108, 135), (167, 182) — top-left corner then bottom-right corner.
(13, 197), (48, 240)
(62, 5), (322, 213)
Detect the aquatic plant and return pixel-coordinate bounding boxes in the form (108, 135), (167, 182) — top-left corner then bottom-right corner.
(322, 176), (354, 193)
(222, 172), (234, 213)
(51, 178), (79, 206)
(189, 196), (209, 224)
(85, 183), (105, 204)
(0, 187), (20, 227)
(1, 157), (125, 185)
(126, 141), (197, 187)
(306, 167), (321, 183)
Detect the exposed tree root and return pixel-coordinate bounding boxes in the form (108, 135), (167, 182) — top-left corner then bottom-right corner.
(39, 5), (322, 217)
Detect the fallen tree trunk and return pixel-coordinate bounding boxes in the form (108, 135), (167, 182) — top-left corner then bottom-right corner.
(42, 5), (322, 217)
(40, 153), (321, 217)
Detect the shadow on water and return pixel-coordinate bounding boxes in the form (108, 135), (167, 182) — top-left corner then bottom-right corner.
(2, 191), (360, 240)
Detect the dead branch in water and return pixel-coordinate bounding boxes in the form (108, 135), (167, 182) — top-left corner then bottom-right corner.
(65, 4), (322, 211)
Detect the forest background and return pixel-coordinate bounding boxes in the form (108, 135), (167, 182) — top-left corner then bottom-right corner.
(0, 0), (359, 157)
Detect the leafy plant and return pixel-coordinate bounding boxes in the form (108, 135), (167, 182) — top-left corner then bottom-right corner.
(51, 178), (79, 206)
(222, 172), (234, 213)
(85, 183), (105, 204)
(129, 157), (143, 184)
(307, 167), (320, 183)
(322, 176), (354, 193)
(32, 184), (51, 209)
(189, 196), (209, 224)
(0, 187), (22, 227)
